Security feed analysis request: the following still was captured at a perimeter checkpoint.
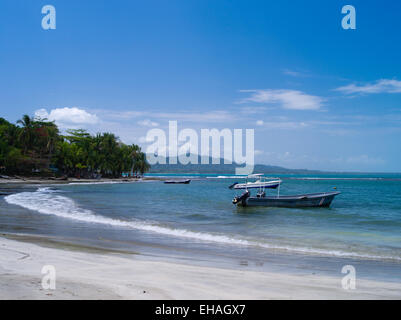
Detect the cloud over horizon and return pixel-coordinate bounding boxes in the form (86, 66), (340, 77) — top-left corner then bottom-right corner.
(240, 89), (323, 110)
(35, 107), (99, 128)
(335, 79), (401, 94)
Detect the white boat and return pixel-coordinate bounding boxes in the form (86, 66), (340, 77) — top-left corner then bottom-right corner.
(229, 174), (282, 190)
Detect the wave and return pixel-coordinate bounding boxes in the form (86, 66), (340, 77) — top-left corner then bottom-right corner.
(4, 188), (249, 246)
(67, 181), (133, 185)
(37, 187), (59, 193)
(209, 176), (397, 181)
(4, 188), (401, 262)
(207, 176), (245, 179)
(286, 177), (392, 181)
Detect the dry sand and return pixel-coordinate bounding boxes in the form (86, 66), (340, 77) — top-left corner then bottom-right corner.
(0, 236), (400, 300)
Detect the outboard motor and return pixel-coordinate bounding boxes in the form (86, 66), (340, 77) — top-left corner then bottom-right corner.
(232, 190), (250, 206)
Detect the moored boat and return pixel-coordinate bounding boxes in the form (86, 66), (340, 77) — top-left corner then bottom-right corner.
(231, 174), (340, 208)
(229, 174), (281, 190)
(164, 179), (191, 184)
(233, 191), (340, 207)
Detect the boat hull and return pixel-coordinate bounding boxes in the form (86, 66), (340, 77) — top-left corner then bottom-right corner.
(164, 179), (191, 184)
(233, 180), (281, 190)
(237, 192), (340, 208)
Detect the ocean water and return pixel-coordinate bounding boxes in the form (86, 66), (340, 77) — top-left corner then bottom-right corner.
(1, 173), (401, 281)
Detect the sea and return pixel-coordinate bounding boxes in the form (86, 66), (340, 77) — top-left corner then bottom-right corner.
(1, 173), (401, 283)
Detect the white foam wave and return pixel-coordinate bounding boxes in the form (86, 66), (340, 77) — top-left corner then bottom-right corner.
(207, 176), (246, 179)
(4, 188), (401, 261)
(4, 188), (249, 246)
(67, 181), (129, 185)
(37, 187), (59, 193)
(288, 177), (385, 181)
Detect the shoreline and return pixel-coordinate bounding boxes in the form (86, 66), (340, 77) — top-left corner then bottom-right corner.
(2, 183), (401, 280)
(1, 233), (400, 299)
(0, 177), (163, 185)
(2, 173), (401, 186)
(1, 180), (401, 299)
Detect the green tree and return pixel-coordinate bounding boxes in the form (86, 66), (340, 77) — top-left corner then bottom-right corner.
(17, 114), (34, 154)
(0, 115), (150, 177)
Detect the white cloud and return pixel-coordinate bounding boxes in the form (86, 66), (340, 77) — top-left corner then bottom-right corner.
(33, 106), (243, 148)
(101, 110), (145, 120)
(282, 69), (310, 77)
(240, 89), (323, 110)
(335, 79), (401, 94)
(256, 120), (264, 126)
(137, 119), (159, 127)
(35, 107), (99, 128)
(153, 111), (233, 122)
(240, 106), (267, 114)
(97, 109), (235, 123)
(283, 69), (302, 77)
(261, 121), (308, 130)
(34, 108), (50, 119)
(321, 128), (357, 136)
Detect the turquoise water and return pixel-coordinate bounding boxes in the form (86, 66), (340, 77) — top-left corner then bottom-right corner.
(1, 173), (401, 280)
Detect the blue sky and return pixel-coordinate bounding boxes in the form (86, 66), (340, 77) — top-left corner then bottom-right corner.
(1, 0), (401, 172)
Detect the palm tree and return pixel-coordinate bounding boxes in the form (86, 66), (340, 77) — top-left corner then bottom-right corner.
(45, 123), (59, 164)
(133, 151), (150, 176)
(138, 153), (150, 175)
(17, 114), (34, 154)
(129, 144), (141, 177)
(98, 133), (119, 177)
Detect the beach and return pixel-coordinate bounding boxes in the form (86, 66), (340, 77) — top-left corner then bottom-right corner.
(2, 0), (400, 303)
(1, 176), (401, 300)
(1, 234), (400, 300)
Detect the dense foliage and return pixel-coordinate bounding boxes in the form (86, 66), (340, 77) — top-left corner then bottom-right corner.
(0, 115), (149, 178)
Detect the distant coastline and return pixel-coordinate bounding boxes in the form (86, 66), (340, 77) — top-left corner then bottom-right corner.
(148, 157), (401, 175)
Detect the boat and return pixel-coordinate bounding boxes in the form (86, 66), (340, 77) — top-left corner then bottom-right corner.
(233, 191), (340, 207)
(229, 174), (282, 190)
(231, 174), (340, 208)
(164, 179), (191, 184)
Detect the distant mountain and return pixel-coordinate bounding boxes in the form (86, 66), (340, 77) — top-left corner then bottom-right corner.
(147, 155), (323, 174)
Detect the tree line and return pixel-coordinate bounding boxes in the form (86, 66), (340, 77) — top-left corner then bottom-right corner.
(0, 115), (149, 178)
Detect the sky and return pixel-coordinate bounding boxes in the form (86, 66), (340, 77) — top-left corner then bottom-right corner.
(1, 0), (401, 172)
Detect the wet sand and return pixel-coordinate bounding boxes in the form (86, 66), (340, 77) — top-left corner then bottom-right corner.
(1, 235), (400, 300)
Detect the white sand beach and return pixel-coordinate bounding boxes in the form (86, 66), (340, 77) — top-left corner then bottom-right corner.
(1, 235), (400, 300)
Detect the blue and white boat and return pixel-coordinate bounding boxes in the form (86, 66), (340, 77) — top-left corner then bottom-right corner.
(229, 174), (281, 190)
